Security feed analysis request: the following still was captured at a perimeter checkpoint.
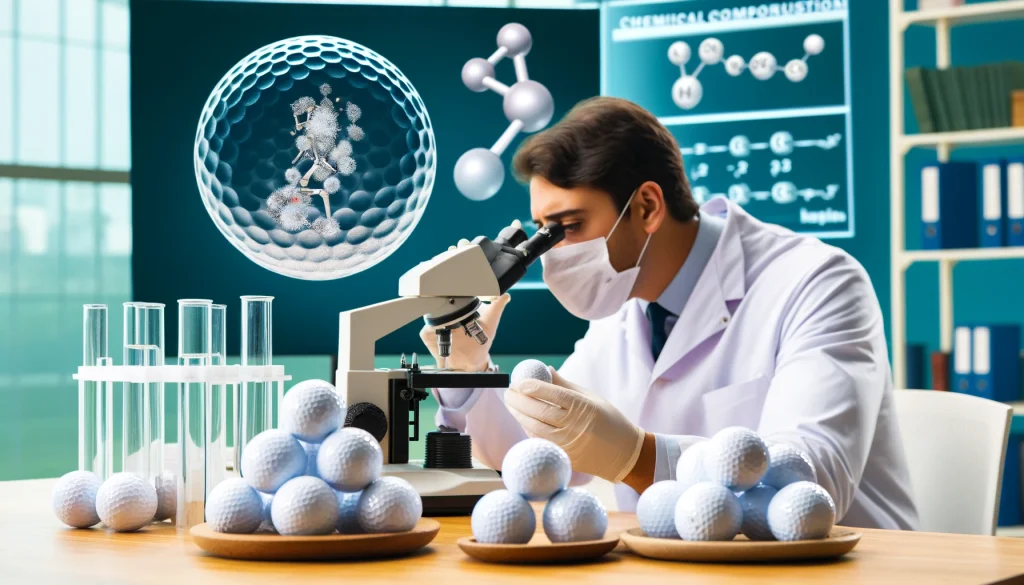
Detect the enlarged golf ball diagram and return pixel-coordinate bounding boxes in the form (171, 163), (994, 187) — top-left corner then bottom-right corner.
(195, 35), (436, 280)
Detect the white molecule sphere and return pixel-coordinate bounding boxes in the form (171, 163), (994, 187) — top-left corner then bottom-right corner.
(762, 443), (816, 489)
(692, 186), (710, 205)
(769, 131), (794, 156)
(317, 427), (383, 492)
(728, 135), (751, 157)
(748, 51), (778, 81)
(271, 476), (339, 536)
(95, 473), (158, 533)
(698, 38), (725, 65)
(676, 441), (709, 490)
(804, 34), (825, 56)
(503, 80), (554, 132)
(205, 478), (263, 534)
(672, 76), (703, 110)
(637, 480), (686, 539)
(280, 379), (345, 443)
(502, 438), (572, 501)
(52, 471), (102, 528)
(357, 476), (423, 533)
(693, 142), (708, 156)
(454, 148), (504, 201)
(462, 57), (496, 93)
(152, 471), (177, 521)
(771, 181), (798, 204)
(497, 23), (532, 57)
(510, 359), (552, 387)
(767, 481), (836, 541)
(336, 490), (365, 534)
(542, 487), (608, 543)
(728, 183), (752, 205)
(784, 59), (809, 83)
(667, 41), (691, 66)
(674, 482), (742, 541)
(240, 429), (306, 494)
(703, 427), (769, 492)
(471, 489), (536, 544)
(739, 484), (778, 541)
(724, 55), (746, 77)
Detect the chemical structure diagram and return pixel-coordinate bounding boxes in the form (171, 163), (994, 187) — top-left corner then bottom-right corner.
(454, 23), (554, 201)
(669, 34), (826, 110)
(267, 82), (364, 236)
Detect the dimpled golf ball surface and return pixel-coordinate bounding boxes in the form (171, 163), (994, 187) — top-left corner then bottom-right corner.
(357, 476), (422, 533)
(762, 443), (816, 489)
(510, 359), (552, 387)
(282, 379), (345, 442)
(739, 484), (778, 541)
(317, 427), (383, 492)
(502, 438), (571, 501)
(240, 429), (307, 493)
(768, 481), (836, 541)
(674, 482), (741, 541)
(206, 478), (264, 534)
(152, 471), (177, 521)
(51, 471), (101, 528)
(704, 427), (769, 492)
(542, 487), (608, 543)
(676, 441), (709, 490)
(194, 35), (436, 280)
(336, 490), (364, 534)
(471, 489), (535, 544)
(271, 476), (339, 536)
(95, 473), (158, 532)
(637, 480), (686, 539)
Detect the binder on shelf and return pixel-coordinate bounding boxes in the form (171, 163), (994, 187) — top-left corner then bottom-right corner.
(907, 344), (925, 389)
(999, 438), (1023, 527)
(980, 159), (1008, 248)
(972, 324), (1022, 402)
(921, 162), (979, 250)
(1008, 158), (1024, 246)
(930, 350), (950, 391)
(952, 326), (973, 394)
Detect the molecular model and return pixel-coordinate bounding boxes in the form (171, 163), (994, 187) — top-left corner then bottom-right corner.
(455, 23), (555, 201)
(669, 34), (825, 110)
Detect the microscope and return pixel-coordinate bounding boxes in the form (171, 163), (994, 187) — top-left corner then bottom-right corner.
(336, 221), (565, 514)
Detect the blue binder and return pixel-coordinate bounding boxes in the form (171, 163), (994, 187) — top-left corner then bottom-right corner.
(999, 437), (1022, 527)
(952, 325), (973, 395)
(979, 159), (1008, 247)
(972, 324), (1022, 402)
(1008, 158), (1024, 247)
(921, 161), (979, 250)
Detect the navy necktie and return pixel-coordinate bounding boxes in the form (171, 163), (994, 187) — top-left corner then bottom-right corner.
(646, 302), (671, 361)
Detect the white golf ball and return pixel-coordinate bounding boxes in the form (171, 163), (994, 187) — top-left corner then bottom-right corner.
(674, 482), (741, 541)
(336, 490), (364, 534)
(637, 480), (685, 539)
(205, 478), (263, 534)
(271, 476), (339, 536)
(152, 471), (176, 521)
(257, 492), (276, 533)
(510, 359), (552, 387)
(281, 379), (345, 443)
(95, 473), (158, 533)
(676, 441), (709, 490)
(471, 489), (536, 544)
(762, 443), (816, 489)
(501, 438), (571, 501)
(739, 484), (778, 541)
(317, 427), (383, 492)
(542, 487), (607, 543)
(240, 429), (306, 494)
(768, 481), (835, 541)
(300, 440), (320, 478)
(52, 470), (101, 528)
(703, 427), (769, 492)
(358, 476), (422, 533)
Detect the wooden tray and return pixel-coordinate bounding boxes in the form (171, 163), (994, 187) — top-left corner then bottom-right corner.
(457, 535), (620, 564)
(620, 526), (861, 563)
(190, 518), (440, 561)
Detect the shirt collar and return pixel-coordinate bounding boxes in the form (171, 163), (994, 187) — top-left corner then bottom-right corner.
(638, 210), (726, 317)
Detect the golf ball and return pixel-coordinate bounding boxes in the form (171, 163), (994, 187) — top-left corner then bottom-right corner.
(51, 470), (101, 529)
(542, 487), (608, 543)
(194, 35), (436, 280)
(357, 476), (422, 533)
(257, 492), (276, 533)
(767, 481), (836, 541)
(674, 482), (742, 541)
(300, 441), (320, 478)
(205, 478), (263, 534)
(95, 473), (158, 533)
(152, 471), (176, 521)
(281, 379), (345, 443)
(510, 359), (552, 387)
(317, 427), (383, 492)
(271, 476), (340, 536)
(501, 438), (571, 501)
(240, 429), (307, 494)
(471, 489), (535, 545)
(739, 484), (778, 541)
(637, 480), (685, 539)
(676, 441), (709, 489)
(703, 427), (769, 492)
(336, 490), (364, 534)
(762, 443), (816, 489)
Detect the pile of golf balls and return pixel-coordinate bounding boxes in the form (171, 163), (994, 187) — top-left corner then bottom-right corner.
(52, 469), (173, 532)
(636, 426), (835, 542)
(470, 438), (607, 544)
(210, 378), (422, 536)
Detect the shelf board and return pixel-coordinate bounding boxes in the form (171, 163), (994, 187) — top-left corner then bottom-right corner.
(900, 0), (1024, 28)
(901, 126), (1024, 150)
(901, 247), (1024, 265)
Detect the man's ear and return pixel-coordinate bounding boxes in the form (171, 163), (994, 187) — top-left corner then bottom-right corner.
(636, 180), (667, 234)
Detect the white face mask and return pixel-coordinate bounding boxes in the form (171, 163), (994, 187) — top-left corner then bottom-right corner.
(541, 189), (652, 321)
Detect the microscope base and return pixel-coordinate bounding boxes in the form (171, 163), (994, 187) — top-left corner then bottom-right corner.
(382, 462), (504, 516)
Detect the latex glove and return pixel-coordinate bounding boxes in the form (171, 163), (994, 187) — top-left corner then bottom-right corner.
(505, 369), (645, 483)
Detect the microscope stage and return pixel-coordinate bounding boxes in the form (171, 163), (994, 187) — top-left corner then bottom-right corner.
(383, 462), (504, 516)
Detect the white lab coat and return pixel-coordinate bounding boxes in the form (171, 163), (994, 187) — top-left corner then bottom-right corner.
(436, 197), (918, 530)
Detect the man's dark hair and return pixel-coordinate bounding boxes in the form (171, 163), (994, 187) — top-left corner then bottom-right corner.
(512, 96), (698, 222)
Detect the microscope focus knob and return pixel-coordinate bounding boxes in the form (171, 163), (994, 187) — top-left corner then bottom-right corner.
(344, 402), (388, 443)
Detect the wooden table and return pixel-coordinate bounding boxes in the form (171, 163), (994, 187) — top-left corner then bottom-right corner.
(7, 479), (1024, 584)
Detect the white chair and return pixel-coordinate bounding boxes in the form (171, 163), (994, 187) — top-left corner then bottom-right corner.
(893, 389), (1013, 535)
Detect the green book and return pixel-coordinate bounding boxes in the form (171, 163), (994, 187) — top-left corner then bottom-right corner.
(977, 64), (995, 128)
(922, 68), (951, 132)
(942, 67), (968, 131)
(905, 68), (936, 134)
(997, 61), (1013, 126)
(960, 67), (983, 130)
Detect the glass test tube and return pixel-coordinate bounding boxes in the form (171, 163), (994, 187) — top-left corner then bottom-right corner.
(123, 303), (167, 480)
(123, 344), (156, 478)
(207, 304), (228, 489)
(238, 296), (273, 476)
(177, 299), (212, 529)
(80, 305), (108, 479)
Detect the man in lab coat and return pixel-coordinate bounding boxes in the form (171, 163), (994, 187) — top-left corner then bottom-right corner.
(423, 96), (918, 530)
